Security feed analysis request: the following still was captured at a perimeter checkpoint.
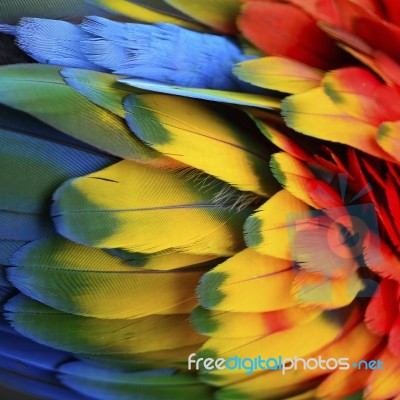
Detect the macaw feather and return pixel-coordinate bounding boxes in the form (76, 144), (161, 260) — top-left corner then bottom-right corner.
(389, 314), (400, 356)
(367, 347), (400, 400)
(80, 345), (201, 371)
(118, 0), (193, 20)
(323, 67), (400, 126)
(6, 295), (205, 357)
(1, 18), (99, 69)
(119, 78), (281, 109)
(218, 320), (379, 399)
(217, 378), (319, 400)
(164, 0), (241, 34)
(190, 305), (319, 338)
(234, 56), (323, 94)
(0, 103), (115, 251)
(199, 307), (358, 385)
(124, 93), (278, 196)
(238, 1), (343, 69)
(0, 0), (101, 24)
(197, 248), (296, 312)
(244, 189), (310, 260)
(59, 363), (213, 400)
(107, 249), (221, 271)
(317, 369), (371, 399)
(247, 111), (314, 162)
(0, 355), (89, 400)
(0, 328), (70, 372)
(61, 68), (140, 118)
(0, 104), (115, 215)
(0, 240), (24, 282)
(292, 271), (365, 310)
(0, 64), (163, 164)
(85, 0), (202, 30)
(282, 87), (395, 162)
(81, 17), (246, 90)
(52, 160), (253, 255)
(365, 278), (399, 336)
(270, 152), (320, 208)
(3, 16), (251, 91)
(8, 236), (205, 318)
(377, 121), (400, 163)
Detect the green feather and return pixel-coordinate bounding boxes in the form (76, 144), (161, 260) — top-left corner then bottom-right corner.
(8, 236), (206, 318)
(0, 64), (159, 163)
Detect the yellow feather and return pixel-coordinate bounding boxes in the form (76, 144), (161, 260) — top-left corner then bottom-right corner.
(125, 93), (278, 196)
(197, 248), (296, 312)
(234, 56), (323, 94)
(292, 270), (365, 310)
(215, 316), (375, 393)
(119, 251), (221, 271)
(366, 347), (400, 400)
(164, 0), (241, 34)
(377, 121), (400, 163)
(270, 152), (320, 208)
(199, 308), (354, 385)
(282, 87), (394, 161)
(244, 189), (310, 259)
(191, 306), (319, 338)
(86, 0), (203, 30)
(53, 160), (251, 256)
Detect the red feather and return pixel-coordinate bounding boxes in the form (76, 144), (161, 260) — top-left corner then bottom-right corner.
(353, 15), (400, 63)
(365, 278), (399, 336)
(238, 1), (344, 69)
(385, 173), (400, 250)
(382, 0), (400, 25)
(389, 314), (400, 356)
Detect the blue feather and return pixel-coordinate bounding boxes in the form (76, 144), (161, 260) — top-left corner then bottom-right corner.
(0, 330), (71, 371)
(0, 240), (26, 287)
(0, 212), (54, 241)
(0, 355), (89, 400)
(121, 79), (279, 109)
(1, 16), (255, 90)
(0, 284), (14, 300)
(81, 17), (248, 90)
(59, 362), (212, 400)
(0, 240), (27, 265)
(1, 18), (99, 69)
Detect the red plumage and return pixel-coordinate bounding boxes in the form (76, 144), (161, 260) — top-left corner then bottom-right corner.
(238, 1), (344, 69)
(365, 278), (399, 336)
